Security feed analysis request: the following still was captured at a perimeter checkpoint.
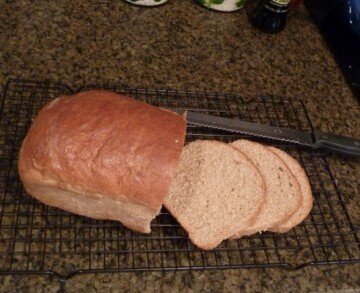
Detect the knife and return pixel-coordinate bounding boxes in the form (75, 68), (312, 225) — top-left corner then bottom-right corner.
(173, 110), (360, 157)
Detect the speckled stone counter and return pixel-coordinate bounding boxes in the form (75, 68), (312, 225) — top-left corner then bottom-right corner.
(0, 0), (359, 292)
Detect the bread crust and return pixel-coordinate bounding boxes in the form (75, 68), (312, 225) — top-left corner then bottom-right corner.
(268, 147), (313, 233)
(18, 90), (186, 233)
(227, 144), (267, 229)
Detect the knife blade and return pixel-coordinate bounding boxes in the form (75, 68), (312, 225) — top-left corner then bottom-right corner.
(172, 109), (360, 156)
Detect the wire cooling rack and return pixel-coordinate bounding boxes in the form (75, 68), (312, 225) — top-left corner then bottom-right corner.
(0, 79), (359, 280)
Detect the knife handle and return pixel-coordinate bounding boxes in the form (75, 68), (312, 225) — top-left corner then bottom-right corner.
(313, 130), (360, 156)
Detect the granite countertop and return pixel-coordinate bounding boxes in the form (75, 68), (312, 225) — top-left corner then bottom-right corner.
(0, 0), (359, 291)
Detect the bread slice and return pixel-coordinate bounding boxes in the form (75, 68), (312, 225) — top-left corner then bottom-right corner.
(230, 140), (301, 238)
(164, 140), (266, 250)
(268, 147), (313, 233)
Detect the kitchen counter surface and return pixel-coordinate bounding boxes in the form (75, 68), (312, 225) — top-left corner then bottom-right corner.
(0, 0), (359, 292)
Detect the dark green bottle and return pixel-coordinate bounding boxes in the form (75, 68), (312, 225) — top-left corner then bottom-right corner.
(251, 0), (291, 34)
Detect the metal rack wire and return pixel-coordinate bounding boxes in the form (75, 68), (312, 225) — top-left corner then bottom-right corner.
(0, 79), (359, 280)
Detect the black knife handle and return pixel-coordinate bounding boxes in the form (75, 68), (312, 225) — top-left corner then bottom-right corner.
(313, 130), (360, 156)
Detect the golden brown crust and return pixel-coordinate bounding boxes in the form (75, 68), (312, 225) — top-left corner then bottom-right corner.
(19, 90), (186, 229)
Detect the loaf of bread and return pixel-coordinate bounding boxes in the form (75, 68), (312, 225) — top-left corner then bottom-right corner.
(18, 90), (187, 233)
(19, 90), (313, 247)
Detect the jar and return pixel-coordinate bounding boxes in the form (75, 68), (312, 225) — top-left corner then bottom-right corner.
(124, 0), (168, 6)
(196, 0), (246, 12)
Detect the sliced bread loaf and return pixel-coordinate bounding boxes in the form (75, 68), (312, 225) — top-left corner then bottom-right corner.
(164, 140), (266, 250)
(268, 147), (313, 233)
(230, 140), (301, 238)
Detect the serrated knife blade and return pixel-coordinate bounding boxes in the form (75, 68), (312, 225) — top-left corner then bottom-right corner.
(170, 109), (360, 156)
(185, 110), (313, 146)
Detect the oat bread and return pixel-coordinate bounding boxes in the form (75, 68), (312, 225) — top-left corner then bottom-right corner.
(268, 147), (313, 233)
(164, 140), (266, 250)
(230, 140), (301, 238)
(18, 90), (187, 233)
